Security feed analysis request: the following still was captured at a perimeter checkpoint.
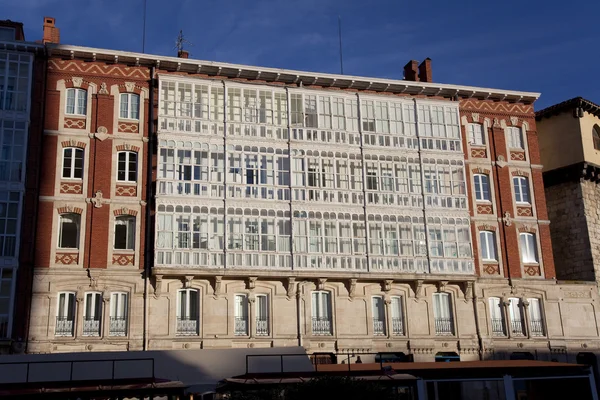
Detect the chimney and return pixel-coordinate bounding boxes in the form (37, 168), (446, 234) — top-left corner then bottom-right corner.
(42, 17), (60, 44)
(418, 58), (432, 83)
(178, 50), (189, 59)
(403, 60), (419, 82)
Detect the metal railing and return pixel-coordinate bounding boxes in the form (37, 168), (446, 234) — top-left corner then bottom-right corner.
(109, 317), (127, 336)
(312, 317), (332, 336)
(256, 318), (269, 336)
(392, 317), (404, 336)
(235, 317), (248, 336)
(491, 318), (506, 336)
(373, 318), (386, 336)
(510, 319), (526, 336)
(434, 317), (454, 335)
(176, 317), (198, 336)
(55, 317), (74, 337)
(82, 318), (101, 336)
(530, 319), (545, 337)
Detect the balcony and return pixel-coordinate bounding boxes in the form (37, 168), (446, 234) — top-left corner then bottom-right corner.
(510, 320), (526, 337)
(312, 317), (332, 336)
(392, 317), (404, 336)
(109, 317), (127, 337)
(373, 318), (386, 336)
(235, 317), (248, 336)
(530, 319), (545, 337)
(176, 317), (198, 336)
(83, 318), (101, 337)
(434, 317), (454, 336)
(55, 317), (74, 337)
(491, 318), (506, 337)
(256, 318), (269, 336)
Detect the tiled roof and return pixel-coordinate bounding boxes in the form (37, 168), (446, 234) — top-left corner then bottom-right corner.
(536, 97), (600, 120)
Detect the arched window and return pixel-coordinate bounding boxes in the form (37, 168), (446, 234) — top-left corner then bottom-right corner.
(114, 215), (135, 250)
(58, 213), (80, 249)
(177, 288), (199, 336)
(311, 291), (332, 335)
(117, 151), (137, 182)
(433, 292), (454, 335)
(65, 88), (87, 116)
(62, 147), (84, 179)
(513, 176), (530, 204)
(593, 125), (600, 151)
(473, 174), (490, 201)
(479, 230), (497, 261)
(520, 232), (538, 263)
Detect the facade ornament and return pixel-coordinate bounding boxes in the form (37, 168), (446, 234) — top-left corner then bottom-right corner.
(153, 275), (163, 298)
(496, 155), (507, 168)
(247, 276), (257, 290)
(98, 82), (109, 95)
(139, 200), (147, 207)
(382, 279), (393, 292)
(503, 211), (512, 227)
(316, 278), (327, 291)
(183, 276), (194, 288)
(510, 116), (519, 126)
(286, 277), (297, 298)
(95, 126), (109, 141)
(90, 190), (104, 208)
(521, 298), (530, 307)
(471, 113), (479, 123)
(102, 291), (110, 303)
(124, 82), (136, 92)
(437, 281), (449, 293)
(463, 282), (474, 301)
(348, 279), (357, 299)
(213, 276), (222, 296)
(413, 280), (424, 300)
(493, 118), (501, 128)
(72, 77), (83, 88)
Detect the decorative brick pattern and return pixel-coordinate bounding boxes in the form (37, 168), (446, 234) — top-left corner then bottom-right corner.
(113, 207), (138, 217)
(115, 144), (140, 152)
(516, 206), (533, 217)
(61, 140), (86, 149)
(57, 206), (83, 214)
(511, 170), (530, 177)
(59, 182), (83, 194)
(115, 185), (137, 197)
(459, 99), (534, 115)
(64, 117), (86, 130)
(510, 151), (526, 161)
(48, 59), (149, 79)
(477, 224), (497, 231)
(55, 252), (79, 265)
(118, 121), (139, 133)
(483, 264), (500, 275)
(112, 254), (134, 266)
(476, 204), (493, 214)
(524, 265), (541, 276)
(518, 226), (536, 233)
(471, 148), (487, 158)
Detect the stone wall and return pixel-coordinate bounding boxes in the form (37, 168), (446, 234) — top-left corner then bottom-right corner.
(545, 180), (595, 281)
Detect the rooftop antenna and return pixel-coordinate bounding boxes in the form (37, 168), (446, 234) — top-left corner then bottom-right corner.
(338, 16), (344, 75)
(174, 30), (194, 56)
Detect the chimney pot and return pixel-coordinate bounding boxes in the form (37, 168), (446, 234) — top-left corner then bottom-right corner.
(42, 16), (60, 44)
(418, 58), (432, 83)
(404, 60), (419, 82)
(178, 50), (189, 59)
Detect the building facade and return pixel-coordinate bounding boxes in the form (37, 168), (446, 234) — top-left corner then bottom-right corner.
(16, 24), (600, 366)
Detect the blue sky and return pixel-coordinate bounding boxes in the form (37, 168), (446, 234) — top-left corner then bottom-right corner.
(5, 0), (599, 109)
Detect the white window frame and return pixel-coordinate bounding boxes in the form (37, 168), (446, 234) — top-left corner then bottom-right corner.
(177, 288), (199, 320)
(467, 123), (485, 146)
(506, 126), (524, 149)
(520, 232), (538, 264)
(120, 93), (140, 120)
(65, 88), (87, 116)
(255, 294), (269, 336)
(83, 292), (102, 337)
(234, 293), (249, 336)
(117, 151), (137, 182)
(56, 291), (76, 337)
(311, 291), (332, 335)
(528, 298), (545, 336)
(508, 297), (525, 336)
(114, 215), (136, 250)
(390, 296), (404, 335)
(479, 230), (497, 261)
(513, 176), (530, 204)
(433, 292), (453, 335)
(371, 296), (386, 336)
(61, 147), (84, 179)
(58, 213), (80, 249)
(109, 292), (128, 336)
(473, 173), (490, 201)
(488, 296), (505, 336)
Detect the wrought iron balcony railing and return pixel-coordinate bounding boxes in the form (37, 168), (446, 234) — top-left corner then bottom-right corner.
(510, 319), (526, 336)
(176, 317), (198, 336)
(235, 317), (248, 336)
(530, 319), (545, 337)
(312, 317), (332, 336)
(373, 318), (386, 336)
(82, 318), (101, 337)
(491, 318), (506, 336)
(109, 317), (127, 336)
(55, 317), (74, 337)
(392, 317), (404, 336)
(256, 318), (269, 336)
(434, 317), (454, 336)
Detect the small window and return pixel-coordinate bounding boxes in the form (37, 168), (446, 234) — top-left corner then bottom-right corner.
(593, 125), (600, 151)
(177, 289), (199, 336)
(0, 27), (16, 41)
(390, 296), (404, 336)
(255, 294), (269, 336)
(311, 291), (332, 335)
(520, 233), (538, 263)
(506, 126), (524, 149)
(109, 292), (128, 336)
(65, 88), (87, 116)
(474, 174), (490, 201)
(479, 231), (497, 261)
(488, 297), (505, 336)
(117, 151), (137, 182)
(508, 297), (525, 336)
(120, 93), (140, 120)
(58, 213), (80, 249)
(62, 147), (84, 179)
(433, 292), (453, 335)
(513, 176), (530, 204)
(528, 298), (544, 336)
(372, 296), (386, 336)
(114, 216), (135, 250)
(83, 292), (102, 337)
(234, 294), (249, 336)
(468, 123), (485, 145)
(56, 292), (75, 337)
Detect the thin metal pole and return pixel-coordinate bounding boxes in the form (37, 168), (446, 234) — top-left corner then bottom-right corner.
(338, 16), (344, 75)
(142, 0), (147, 53)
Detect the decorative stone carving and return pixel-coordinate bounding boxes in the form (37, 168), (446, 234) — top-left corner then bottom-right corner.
(124, 82), (136, 92)
(95, 126), (109, 141)
(286, 277), (296, 298)
(348, 279), (357, 299)
(90, 190), (104, 208)
(99, 82), (109, 95)
(471, 113), (479, 123)
(412, 280), (424, 300)
(503, 211), (512, 226)
(382, 279), (393, 292)
(247, 277), (257, 290)
(153, 275), (163, 298)
(437, 281), (449, 293)
(213, 276), (222, 296)
(563, 291), (592, 299)
(493, 118), (501, 128)
(102, 291), (110, 303)
(183, 276), (194, 288)
(317, 278), (327, 291)
(496, 155), (507, 168)
(463, 282), (474, 301)
(510, 116), (519, 126)
(72, 77), (83, 88)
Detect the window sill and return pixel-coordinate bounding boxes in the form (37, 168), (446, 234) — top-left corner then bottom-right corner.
(116, 181), (137, 185)
(118, 118), (140, 123)
(61, 178), (84, 182)
(65, 114), (86, 118)
(482, 260), (499, 264)
(470, 144), (486, 148)
(113, 249), (135, 253)
(515, 202), (531, 206)
(56, 248), (80, 251)
(475, 200), (492, 204)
